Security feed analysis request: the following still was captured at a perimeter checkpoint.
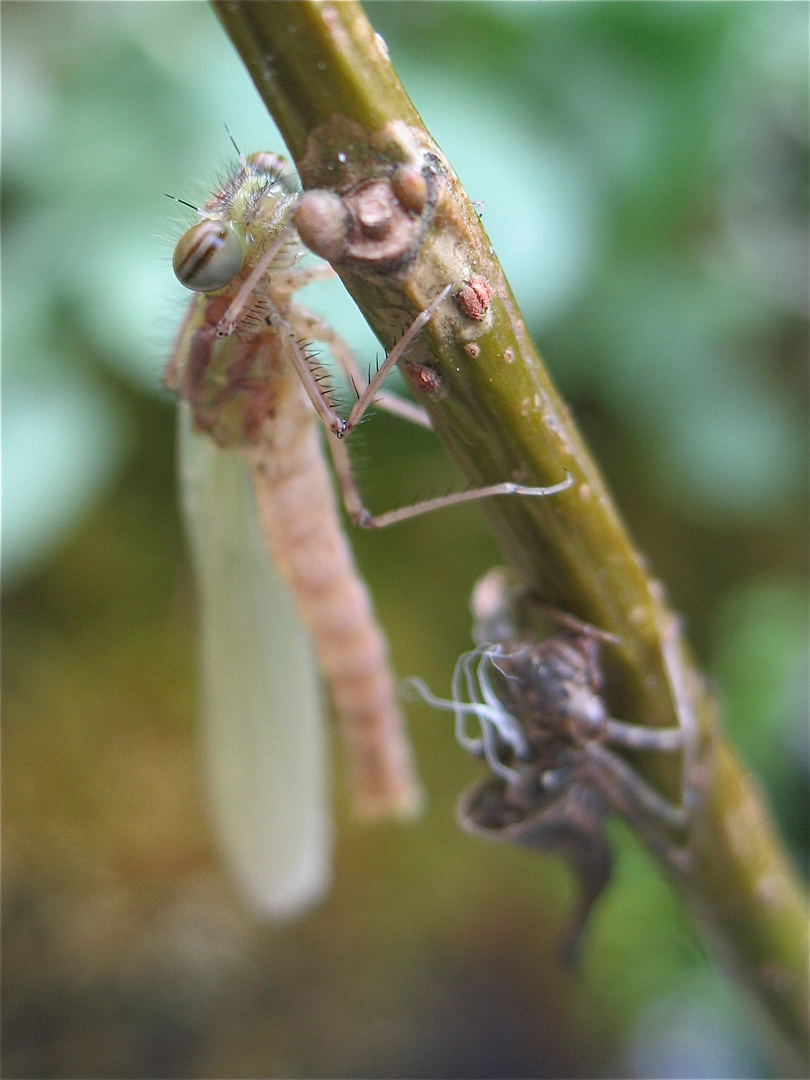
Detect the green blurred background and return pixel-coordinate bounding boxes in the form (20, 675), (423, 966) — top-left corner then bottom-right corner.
(2, 2), (807, 1076)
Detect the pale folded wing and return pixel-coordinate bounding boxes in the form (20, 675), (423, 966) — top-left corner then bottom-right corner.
(178, 402), (332, 918)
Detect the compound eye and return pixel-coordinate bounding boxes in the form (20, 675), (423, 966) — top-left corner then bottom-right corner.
(172, 220), (244, 292)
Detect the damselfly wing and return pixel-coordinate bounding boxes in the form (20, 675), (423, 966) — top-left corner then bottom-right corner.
(179, 402), (331, 917)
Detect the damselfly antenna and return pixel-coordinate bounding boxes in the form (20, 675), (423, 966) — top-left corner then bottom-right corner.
(165, 193), (200, 212)
(224, 123), (241, 157)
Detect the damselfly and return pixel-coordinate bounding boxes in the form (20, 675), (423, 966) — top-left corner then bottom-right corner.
(166, 149), (572, 919)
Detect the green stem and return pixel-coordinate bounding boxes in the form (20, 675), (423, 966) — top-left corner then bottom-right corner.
(212, 0), (808, 1052)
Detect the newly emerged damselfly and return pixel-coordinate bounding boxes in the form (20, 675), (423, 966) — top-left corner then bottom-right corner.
(167, 149), (572, 919)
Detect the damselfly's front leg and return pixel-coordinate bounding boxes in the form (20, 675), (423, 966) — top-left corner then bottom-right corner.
(340, 285), (453, 435)
(291, 284), (452, 435)
(267, 256), (433, 429)
(257, 280), (448, 437)
(291, 304), (432, 431)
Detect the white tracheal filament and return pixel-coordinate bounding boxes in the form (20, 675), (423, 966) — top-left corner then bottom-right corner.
(406, 644), (529, 781)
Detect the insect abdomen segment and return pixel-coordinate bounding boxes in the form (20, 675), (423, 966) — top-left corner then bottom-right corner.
(248, 372), (422, 819)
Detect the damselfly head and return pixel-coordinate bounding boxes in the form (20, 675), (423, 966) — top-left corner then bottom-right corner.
(172, 152), (301, 294)
(243, 152), (298, 194)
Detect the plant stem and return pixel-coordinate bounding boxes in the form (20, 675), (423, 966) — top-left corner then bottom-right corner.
(212, 0), (808, 1051)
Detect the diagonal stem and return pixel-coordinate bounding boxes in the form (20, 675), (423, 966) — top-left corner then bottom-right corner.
(211, 0), (808, 1053)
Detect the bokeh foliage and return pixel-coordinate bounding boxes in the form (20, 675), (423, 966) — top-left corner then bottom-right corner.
(3, 3), (807, 1078)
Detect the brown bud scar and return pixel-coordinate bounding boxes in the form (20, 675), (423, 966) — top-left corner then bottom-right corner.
(356, 186), (394, 238)
(294, 191), (349, 262)
(403, 361), (443, 395)
(464, 343), (481, 358)
(457, 275), (493, 320)
(295, 143), (441, 271)
(340, 179), (416, 265)
(391, 164), (428, 216)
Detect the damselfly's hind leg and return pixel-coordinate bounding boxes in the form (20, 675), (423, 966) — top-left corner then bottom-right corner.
(584, 741), (694, 874)
(326, 434), (573, 529)
(594, 606), (704, 865)
(288, 284), (574, 526)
